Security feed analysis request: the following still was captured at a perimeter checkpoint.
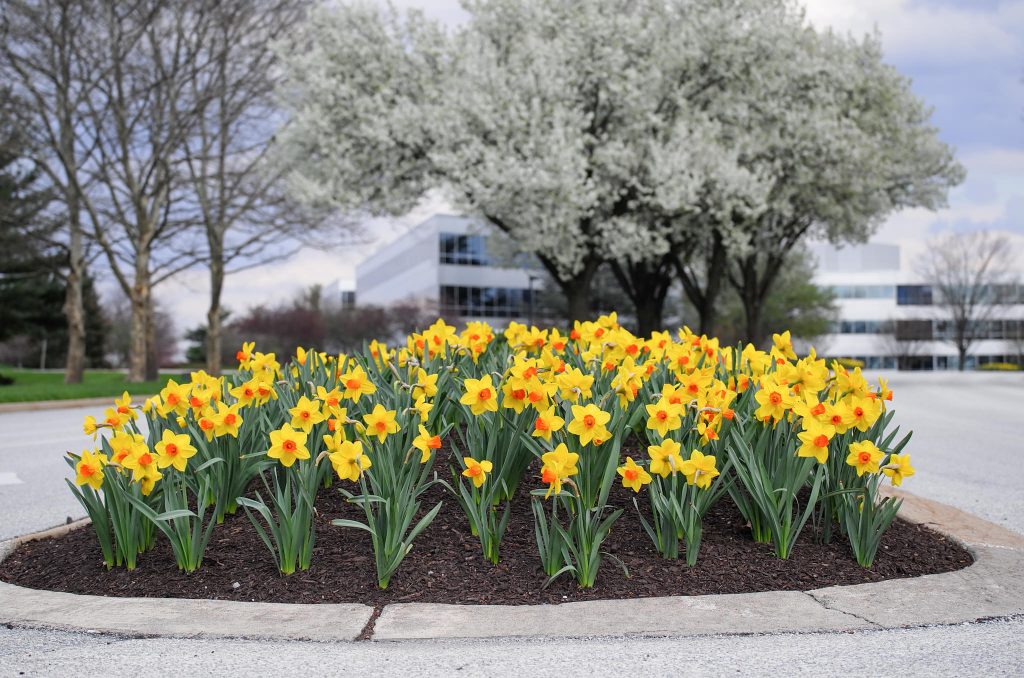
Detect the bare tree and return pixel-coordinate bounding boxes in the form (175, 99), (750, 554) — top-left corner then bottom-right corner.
(180, 0), (350, 375)
(1, 0), (103, 383)
(917, 231), (1018, 371)
(77, 1), (223, 381)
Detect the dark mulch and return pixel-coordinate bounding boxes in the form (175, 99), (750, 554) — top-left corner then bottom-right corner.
(0, 440), (972, 605)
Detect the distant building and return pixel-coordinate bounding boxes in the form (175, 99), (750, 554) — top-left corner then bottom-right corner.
(322, 279), (356, 310)
(356, 214), (540, 324)
(811, 242), (1024, 370)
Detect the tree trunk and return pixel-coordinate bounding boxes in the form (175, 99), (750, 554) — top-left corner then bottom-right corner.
(565, 283), (591, 324)
(555, 258), (600, 324)
(743, 293), (764, 347)
(127, 290), (148, 382)
(957, 345), (967, 371)
(676, 233), (727, 336)
(206, 237), (224, 375)
(634, 295), (664, 337)
(63, 211), (86, 383)
(127, 250), (151, 382)
(145, 300), (159, 381)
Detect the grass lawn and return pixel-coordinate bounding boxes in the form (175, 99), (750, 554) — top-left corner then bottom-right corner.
(0, 368), (181, 403)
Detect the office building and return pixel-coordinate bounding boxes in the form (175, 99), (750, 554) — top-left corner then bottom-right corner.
(356, 214), (539, 324)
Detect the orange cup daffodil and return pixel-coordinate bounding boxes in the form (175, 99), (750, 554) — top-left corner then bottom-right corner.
(618, 456), (652, 493)
(362, 404), (400, 442)
(267, 424), (310, 468)
(155, 430), (197, 472)
(462, 456), (493, 488)
(460, 375), (498, 416)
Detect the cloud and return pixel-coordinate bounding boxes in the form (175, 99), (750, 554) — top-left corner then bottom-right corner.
(802, 0), (1024, 65)
(874, 146), (1024, 266)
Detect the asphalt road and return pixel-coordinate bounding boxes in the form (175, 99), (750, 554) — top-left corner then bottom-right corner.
(0, 371), (1021, 676)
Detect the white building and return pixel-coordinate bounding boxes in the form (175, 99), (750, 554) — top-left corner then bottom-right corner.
(356, 214), (539, 324)
(322, 278), (356, 310)
(811, 242), (1024, 370)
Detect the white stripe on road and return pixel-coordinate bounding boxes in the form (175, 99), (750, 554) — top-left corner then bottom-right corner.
(0, 472), (23, 485)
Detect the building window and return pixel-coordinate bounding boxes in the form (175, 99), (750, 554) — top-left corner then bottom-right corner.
(896, 285), (933, 306)
(834, 320), (887, 334)
(440, 285), (532, 318)
(439, 232), (490, 266)
(827, 285), (896, 299)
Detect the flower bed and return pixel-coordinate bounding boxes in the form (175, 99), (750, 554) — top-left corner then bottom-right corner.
(1, 314), (970, 601)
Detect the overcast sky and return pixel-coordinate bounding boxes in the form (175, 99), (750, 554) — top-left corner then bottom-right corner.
(157, 0), (1024, 332)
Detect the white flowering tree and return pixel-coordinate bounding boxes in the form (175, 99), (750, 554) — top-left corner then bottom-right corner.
(711, 32), (964, 344)
(280, 0), (961, 333)
(281, 0), (761, 323)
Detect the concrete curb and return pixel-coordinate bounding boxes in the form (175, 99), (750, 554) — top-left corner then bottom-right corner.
(0, 396), (154, 414)
(1, 491), (1021, 642)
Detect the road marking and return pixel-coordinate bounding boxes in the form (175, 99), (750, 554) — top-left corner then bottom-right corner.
(0, 472), (24, 485)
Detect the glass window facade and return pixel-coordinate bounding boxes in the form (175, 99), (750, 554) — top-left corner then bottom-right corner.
(896, 285), (933, 306)
(827, 285), (896, 299)
(439, 232), (490, 266)
(440, 285), (532, 318)
(830, 320), (887, 334)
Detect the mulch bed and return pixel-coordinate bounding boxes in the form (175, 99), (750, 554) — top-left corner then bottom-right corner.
(0, 439), (972, 606)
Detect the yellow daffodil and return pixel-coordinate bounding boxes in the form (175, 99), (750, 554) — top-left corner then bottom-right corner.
(138, 466), (163, 495)
(462, 456), (493, 488)
(413, 395), (433, 420)
(645, 399), (684, 437)
(502, 377), (531, 414)
(340, 364), (377, 402)
(846, 396), (882, 433)
(230, 380), (260, 408)
(120, 445), (160, 483)
(155, 430), (197, 472)
(540, 443), (579, 498)
(460, 375), (498, 415)
(316, 386), (344, 415)
(411, 368), (439, 400)
(197, 408), (218, 441)
(108, 431), (148, 466)
(157, 378), (192, 417)
(236, 341), (255, 368)
(846, 440), (884, 477)
(882, 453), (916, 486)
(114, 391), (138, 422)
(648, 438), (684, 477)
(796, 420), (836, 464)
(567, 403), (611, 446)
(754, 377), (794, 423)
(532, 407), (565, 442)
(101, 406), (128, 430)
(289, 395), (326, 432)
(555, 367), (593, 402)
(267, 424), (309, 468)
(362, 404), (399, 442)
(74, 449), (107, 490)
(327, 436), (371, 481)
(83, 415), (99, 438)
(772, 330), (797, 361)
(617, 457), (652, 493)
(213, 401), (244, 438)
(680, 449), (719, 489)
(412, 425), (442, 463)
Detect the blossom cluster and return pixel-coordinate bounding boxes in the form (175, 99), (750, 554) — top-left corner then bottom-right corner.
(68, 314), (915, 584)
